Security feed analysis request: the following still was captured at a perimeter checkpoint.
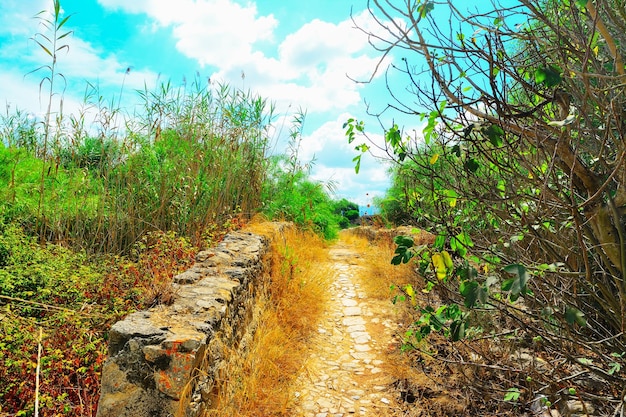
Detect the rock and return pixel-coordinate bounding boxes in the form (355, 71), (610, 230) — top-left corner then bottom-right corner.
(566, 399), (595, 415)
(343, 317), (366, 326)
(344, 306), (362, 316)
(107, 312), (167, 356)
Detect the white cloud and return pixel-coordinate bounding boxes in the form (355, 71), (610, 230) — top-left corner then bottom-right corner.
(211, 11), (387, 114)
(0, 70), (85, 120)
(99, 0), (278, 68)
(0, 2), (159, 117)
(55, 36), (159, 92)
(279, 17), (367, 69)
(97, 1), (388, 115)
(0, 0), (48, 37)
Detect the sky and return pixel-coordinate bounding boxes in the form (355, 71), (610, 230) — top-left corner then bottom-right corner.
(0, 0), (502, 212)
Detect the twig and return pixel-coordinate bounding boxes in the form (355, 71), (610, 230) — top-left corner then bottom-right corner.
(0, 295), (103, 317)
(35, 327), (43, 417)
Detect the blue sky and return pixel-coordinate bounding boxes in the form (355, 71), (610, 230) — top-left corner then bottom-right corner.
(0, 0), (509, 211)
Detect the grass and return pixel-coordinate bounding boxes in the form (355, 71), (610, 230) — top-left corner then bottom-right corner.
(1, 78), (272, 255)
(202, 227), (434, 417)
(203, 220), (330, 417)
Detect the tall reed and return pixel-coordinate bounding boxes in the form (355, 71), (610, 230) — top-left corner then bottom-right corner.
(0, 74), (274, 253)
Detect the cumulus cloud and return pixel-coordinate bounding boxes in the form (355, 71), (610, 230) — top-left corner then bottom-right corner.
(99, 0), (278, 67)
(0, 1), (159, 117)
(0, 70), (85, 119)
(0, 0), (48, 37)
(53, 36), (159, 92)
(97, 0), (389, 114)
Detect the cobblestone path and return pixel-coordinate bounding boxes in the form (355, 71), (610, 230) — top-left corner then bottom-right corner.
(290, 242), (400, 417)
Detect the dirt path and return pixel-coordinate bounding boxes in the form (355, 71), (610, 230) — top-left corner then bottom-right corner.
(289, 240), (402, 416)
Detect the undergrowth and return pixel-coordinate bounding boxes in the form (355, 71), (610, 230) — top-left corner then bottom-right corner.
(0, 221), (226, 416)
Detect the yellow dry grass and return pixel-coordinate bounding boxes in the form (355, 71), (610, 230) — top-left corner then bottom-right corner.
(341, 230), (421, 301)
(203, 221), (331, 417)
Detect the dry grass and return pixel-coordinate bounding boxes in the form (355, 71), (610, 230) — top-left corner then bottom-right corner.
(203, 222), (330, 417)
(341, 230), (421, 301)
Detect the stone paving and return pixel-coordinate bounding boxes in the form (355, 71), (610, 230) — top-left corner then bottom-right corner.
(290, 244), (400, 417)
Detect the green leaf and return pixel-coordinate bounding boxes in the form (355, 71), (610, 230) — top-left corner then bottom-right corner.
(419, 1), (435, 18)
(434, 233), (446, 251)
(385, 124), (402, 148)
(423, 110), (438, 144)
(535, 66), (562, 87)
(459, 280), (487, 308)
(464, 158), (480, 173)
(575, 0), (587, 8)
(57, 15), (71, 30)
(394, 235), (414, 248)
(391, 236), (415, 265)
(57, 30), (72, 40)
(352, 154), (362, 174)
(34, 40), (53, 57)
(450, 319), (465, 341)
(458, 264), (478, 281)
(450, 232), (473, 258)
(502, 264), (529, 301)
(484, 124), (504, 147)
(504, 387), (521, 402)
(565, 306), (587, 326)
(422, 281), (435, 293)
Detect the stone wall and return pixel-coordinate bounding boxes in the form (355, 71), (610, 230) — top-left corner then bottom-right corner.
(96, 224), (288, 417)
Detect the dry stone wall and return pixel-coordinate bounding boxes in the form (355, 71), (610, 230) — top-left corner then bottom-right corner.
(96, 224), (288, 417)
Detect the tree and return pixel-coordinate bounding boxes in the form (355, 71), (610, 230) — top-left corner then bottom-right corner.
(351, 0), (626, 412)
(333, 198), (360, 227)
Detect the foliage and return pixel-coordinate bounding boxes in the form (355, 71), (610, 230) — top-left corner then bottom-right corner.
(0, 77), (271, 254)
(0, 221), (198, 416)
(332, 198), (360, 228)
(261, 156), (343, 239)
(0, 0), (375, 415)
(349, 0), (626, 413)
